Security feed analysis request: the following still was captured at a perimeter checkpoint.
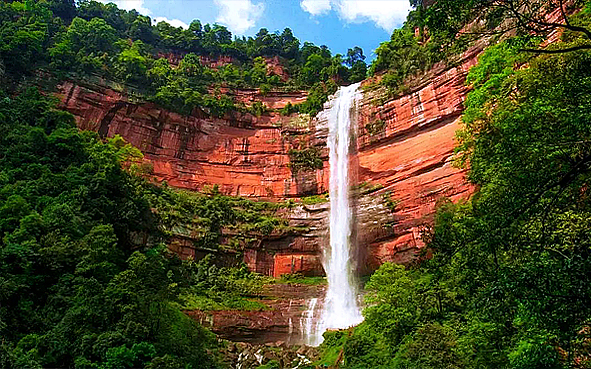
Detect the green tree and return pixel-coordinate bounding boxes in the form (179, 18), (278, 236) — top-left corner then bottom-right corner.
(421, 0), (591, 54)
(115, 40), (149, 83)
(0, 88), (221, 368)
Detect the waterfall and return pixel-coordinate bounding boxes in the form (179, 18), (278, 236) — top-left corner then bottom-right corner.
(304, 83), (363, 346)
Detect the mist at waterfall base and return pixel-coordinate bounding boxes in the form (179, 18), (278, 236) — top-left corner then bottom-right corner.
(303, 84), (364, 346)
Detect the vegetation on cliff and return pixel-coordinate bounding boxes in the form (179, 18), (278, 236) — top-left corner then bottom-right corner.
(288, 148), (324, 174)
(0, 0), (367, 118)
(319, 5), (591, 368)
(4, 0), (591, 368)
(370, 0), (591, 97)
(0, 87), (213, 368)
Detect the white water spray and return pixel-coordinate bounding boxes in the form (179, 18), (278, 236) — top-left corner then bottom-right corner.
(304, 83), (363, 345)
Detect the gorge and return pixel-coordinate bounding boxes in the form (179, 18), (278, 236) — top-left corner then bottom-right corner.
(3, 1), (591, 367)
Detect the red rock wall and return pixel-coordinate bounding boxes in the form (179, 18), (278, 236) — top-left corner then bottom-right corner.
(56, 39), (485, 274)
(355, 45), (483, 269)
(55, 80), (330, 277)
(350, 6), (568, 269)
(56, 81), (326, 199)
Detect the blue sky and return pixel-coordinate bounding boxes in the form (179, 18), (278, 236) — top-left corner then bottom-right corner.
(97, 0), (412, 61)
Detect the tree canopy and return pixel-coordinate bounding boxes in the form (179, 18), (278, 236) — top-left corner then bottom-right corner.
(0, 0), (369, 118)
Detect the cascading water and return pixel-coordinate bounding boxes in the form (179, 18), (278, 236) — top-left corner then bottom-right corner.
(304, 83), (363, 346)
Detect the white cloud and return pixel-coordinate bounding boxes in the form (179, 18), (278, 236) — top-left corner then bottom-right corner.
(300, 0), (332, 16)
(300, 0), (411, 31)
(214, 0), (265, 35)
(338, 0), (411, 31)
(153, 16), (189, 29)
(96, 0), (151, 15)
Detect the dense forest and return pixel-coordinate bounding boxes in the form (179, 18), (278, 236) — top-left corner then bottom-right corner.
(2, 0), (591, 368)
(0, 84), (307, 367)
(0, 1), (363, 367)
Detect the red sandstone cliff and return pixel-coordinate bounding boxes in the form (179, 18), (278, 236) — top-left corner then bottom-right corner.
(52, 44), (486, 345)
(55, 39), (482, 276)
(56, 79), (330, 278)
(355, 43), (483, 269)
(57, 81), (324, 198)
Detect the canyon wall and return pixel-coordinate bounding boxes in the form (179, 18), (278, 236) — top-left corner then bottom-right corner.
(56, 41), (481, 276)
(53, 48), (485, 344)
(56, 79), (329, 278)
(57, 80), (323, 198)
(355, 43), (482, 269)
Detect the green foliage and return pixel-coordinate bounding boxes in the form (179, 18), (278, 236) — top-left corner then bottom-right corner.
(382, 191), (400, 212)
(280, 101), (298, 116)
(353, 181), (384, 195)
(180, 293), (268, 311)
(249, 101), (268, 117)
(296, 80), (339, 116)
(365, 119), (386, 136)
(394, 323), (466, 369)
(299, 193), (329, 205)
(257, 360), (281, 369)
(320, 25), (591, 368)
(145, 184), (295, 252)
(418, 0), (591, 55)
(178, 255), (271, 311)
(288, 148), (324, 174)
(115, 40), (149, 83)
(508, 333), (562, 369)
(345, 46), (368, 83)
(315, 330), (348, 367)
(363, 263), (436, 346)
(370, 23), (468, 95)
(0, 88), (222, 368)
(0, 0), (367, 119)
(277, 273), (327, 285)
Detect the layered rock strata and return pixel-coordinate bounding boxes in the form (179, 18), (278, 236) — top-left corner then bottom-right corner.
(56, 42), (481, 274)
(54, 52), (484, 345)
(56, 79), (332, 277)
(57, 80), (325, 198)
(355, 44), (483, 269)
(186, 283), (326, 344)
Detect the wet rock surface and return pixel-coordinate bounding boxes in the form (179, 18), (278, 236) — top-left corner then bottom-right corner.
(219, 341), (320, 369)
(186, 283), (326, 345)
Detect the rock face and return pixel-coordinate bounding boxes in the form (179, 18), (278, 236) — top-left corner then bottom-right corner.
(220, 340), (320, 369)
(57, 80), (326, 199)
(242, 202), (328, 278)
(56, 79), (332, 278)
(186, 283), (326, 344)
(354, 44), (482, 270)
(56, 41), (480, 276)
(55, 48), (484, 345)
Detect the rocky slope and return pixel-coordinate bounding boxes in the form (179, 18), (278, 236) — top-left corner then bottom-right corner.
(187, 283), (326, 344)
